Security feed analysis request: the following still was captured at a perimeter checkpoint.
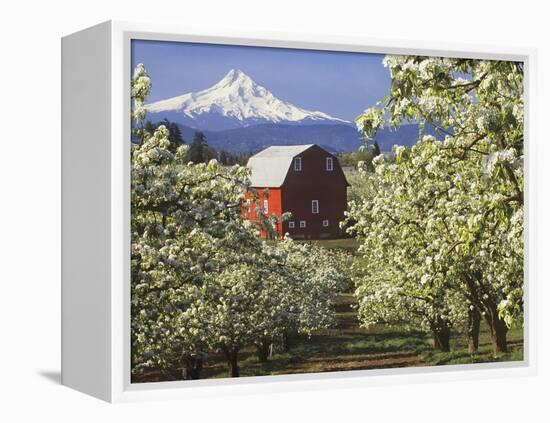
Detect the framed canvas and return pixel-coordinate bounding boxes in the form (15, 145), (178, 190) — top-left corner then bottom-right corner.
(61, 20), (537, 402)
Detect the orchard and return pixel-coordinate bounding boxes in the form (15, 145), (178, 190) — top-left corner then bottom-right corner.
(129, 57), (524, 382)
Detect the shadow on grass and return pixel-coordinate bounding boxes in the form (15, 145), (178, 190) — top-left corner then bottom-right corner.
(134, 316), (525, 381)
(235, 326), (524, 378)
(207, 330), (432, 378)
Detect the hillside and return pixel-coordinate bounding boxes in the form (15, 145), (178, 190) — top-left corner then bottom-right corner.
(174, 122), (438, 154)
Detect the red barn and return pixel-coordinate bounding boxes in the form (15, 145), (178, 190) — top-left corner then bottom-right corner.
(242, 144), (349, 240)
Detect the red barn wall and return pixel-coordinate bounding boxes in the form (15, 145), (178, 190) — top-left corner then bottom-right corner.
(280, 146), (348, 239)
(242, 145), (348, 240)
(242, 188), (283, 238)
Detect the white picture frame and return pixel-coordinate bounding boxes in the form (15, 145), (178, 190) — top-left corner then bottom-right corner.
(61, 20), (538, 403)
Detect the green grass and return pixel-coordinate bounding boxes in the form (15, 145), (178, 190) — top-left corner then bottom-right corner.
(201, 326), (523, 379)
(301, 238), (359, 252)
(265, 238), (360, 252)
(133, 293), (524, 383)
(418, 325), (524, 366)
(197, 297), (524, 379)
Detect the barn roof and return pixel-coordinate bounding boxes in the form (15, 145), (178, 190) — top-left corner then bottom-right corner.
(247, 144), (315, 187)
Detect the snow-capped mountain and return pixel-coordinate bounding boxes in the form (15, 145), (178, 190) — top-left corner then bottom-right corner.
(145, 69), (350, 131)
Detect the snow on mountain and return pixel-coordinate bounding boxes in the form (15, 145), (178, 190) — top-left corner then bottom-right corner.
(145, 69), (350, 130)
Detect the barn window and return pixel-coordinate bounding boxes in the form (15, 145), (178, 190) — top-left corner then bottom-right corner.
(294, 157), (302, 171)
(300, 220), (306, 228)
(323, 219), (329, 227)
(326, 157), (333, 171)
(288, 221), (295, 228)
(311, 200), (319, 214)
(263, 199), (268, 214)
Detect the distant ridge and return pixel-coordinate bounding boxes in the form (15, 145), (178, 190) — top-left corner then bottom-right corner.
(174, 122), (438, 154)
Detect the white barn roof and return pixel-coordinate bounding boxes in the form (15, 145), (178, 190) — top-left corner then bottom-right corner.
(247, 144), (314, 187)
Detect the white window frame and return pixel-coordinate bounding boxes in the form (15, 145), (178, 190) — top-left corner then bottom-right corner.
(294, 157), (302, 171)
(311, 200), (319, 214)
(288, 221), (295, 228)
(323, 219), (329, 227)
(263, 199), (268, 214)
(299, 220), (306, 228)
(326, 157), (333, 171)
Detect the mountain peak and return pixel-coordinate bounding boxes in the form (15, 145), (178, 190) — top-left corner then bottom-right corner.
(145, 69), (350, 130)
(214, 68), (257, 90)
(224, 68), (246, 80)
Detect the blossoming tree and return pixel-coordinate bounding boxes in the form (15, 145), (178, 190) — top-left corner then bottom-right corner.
(130, 64), (344, 379)
(349, 56), (523, 356)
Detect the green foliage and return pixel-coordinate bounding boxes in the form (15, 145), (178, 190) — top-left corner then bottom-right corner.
(338, 141), (381, 172)
(144, 119), (185, 153)
(185, 131), (217, 164)
(218, 150), (251, 166)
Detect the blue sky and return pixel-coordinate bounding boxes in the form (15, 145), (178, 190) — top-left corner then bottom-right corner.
(131, 39), (390, 122)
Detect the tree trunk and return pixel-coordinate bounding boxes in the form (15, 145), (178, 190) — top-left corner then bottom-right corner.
(256, 338), (271, 363)
(432, 318), (451, 352)
(462, 271), (507, 356)
(433, 328), (451, 352)
(281, 332), (291, 352)
(467, 307), (481, 353)
(181, 355), (203, 380)
(223, 348), (240, 377)
(485, 306), (508, 356)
